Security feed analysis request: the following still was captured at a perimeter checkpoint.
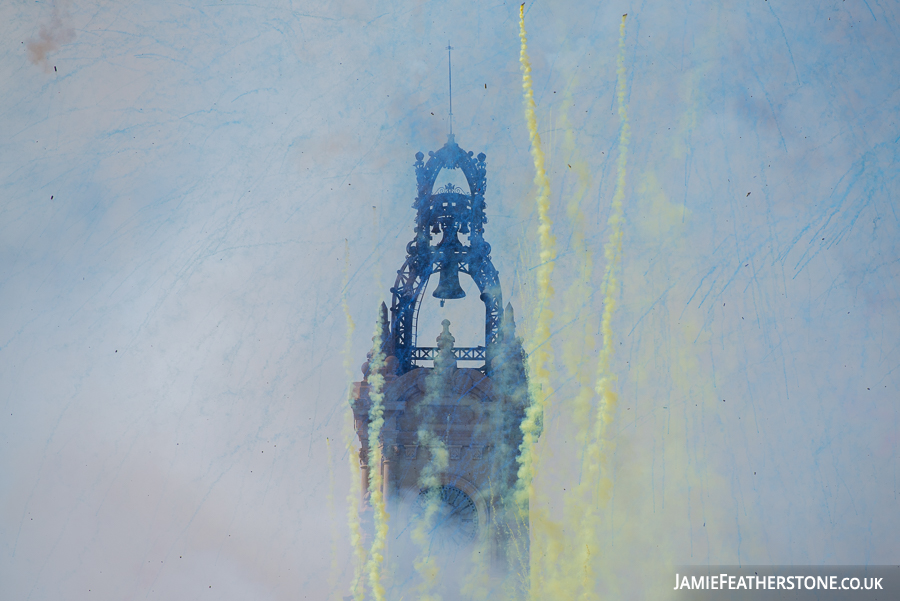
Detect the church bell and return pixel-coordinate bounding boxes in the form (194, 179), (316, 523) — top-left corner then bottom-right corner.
(433, 264), (466, 300)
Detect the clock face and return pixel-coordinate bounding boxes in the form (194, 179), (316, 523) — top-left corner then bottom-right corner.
(416, 485), (479, 548)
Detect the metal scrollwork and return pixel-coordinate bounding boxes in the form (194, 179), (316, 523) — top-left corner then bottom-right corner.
(390, 135), (504, 374)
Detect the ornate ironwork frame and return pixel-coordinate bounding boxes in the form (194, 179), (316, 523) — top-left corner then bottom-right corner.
(390, 135), (503, 373)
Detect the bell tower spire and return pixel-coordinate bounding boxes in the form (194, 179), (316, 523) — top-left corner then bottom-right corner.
(447, 42), (454, 136)
(349, 132), (530, 590)
(348, 57), (532, 593)
(389, 134), (503, 374)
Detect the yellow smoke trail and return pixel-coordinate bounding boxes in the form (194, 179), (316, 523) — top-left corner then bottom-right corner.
(560, 93), (596, 454)
(546, 90), (599, 599)
(573, 14), (630, 600)
(460, 487), (495, 601)
(513, 7), (565, 600)
(326, 436), (341, 600)
(410, 323), (457, 600)
(590, 11), (629, 497)
(513, 1), (557, 516)
(342, 241), (366, 601)
(411, 428), (449, 601)
(364, 315), (389, 601)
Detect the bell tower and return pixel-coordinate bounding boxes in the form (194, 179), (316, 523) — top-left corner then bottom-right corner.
(351, 134), (530, 576)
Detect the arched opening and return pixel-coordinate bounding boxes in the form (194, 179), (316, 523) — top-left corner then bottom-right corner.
(414, 271), (485, 366)
(433, 166), (471, 195)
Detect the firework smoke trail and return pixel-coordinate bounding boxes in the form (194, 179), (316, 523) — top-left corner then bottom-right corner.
(410, 321), (455, 601)
(364, 314), (389, 601)
(460, 491), (494, 601)
(326, 436), (341, 600)
(342, 242), (366, 601)
(573, 15), (630, 600)
(559, 95), (596, 457)
(553, 94), (599, 597)
(513, 0), (557, 514)
(411, 428), (449, 601)
(514, 6), (561, 598)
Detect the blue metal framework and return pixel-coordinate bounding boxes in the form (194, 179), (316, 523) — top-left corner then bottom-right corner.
(409, 346), (486, 362)
(390, 134), (503, 373)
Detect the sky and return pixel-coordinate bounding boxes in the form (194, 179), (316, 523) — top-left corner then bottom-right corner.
(1, 0), (898, 599)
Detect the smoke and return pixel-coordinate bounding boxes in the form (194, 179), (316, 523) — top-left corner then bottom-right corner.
(340, 239), (368, 601)
(347, 10), (741, 600)
(410, 322), (455, 600)
(526, 82), (600, 600)
(326, 436), (341, 600)
(26, 1), (74, 72)
(512, 1), (558, 520)
(559, 83), (597, 459)
(569, 14), (630, 600)
(504, 10), (631, 600)
(364, 315), (389, 601)
(411, 430), (449, 600)
(378, 493), (513, 601)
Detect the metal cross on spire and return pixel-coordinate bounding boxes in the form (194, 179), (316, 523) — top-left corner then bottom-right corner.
(447, 42), (453, 135)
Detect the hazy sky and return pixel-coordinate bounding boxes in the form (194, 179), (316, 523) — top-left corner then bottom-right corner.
(2, 0), (898, 599)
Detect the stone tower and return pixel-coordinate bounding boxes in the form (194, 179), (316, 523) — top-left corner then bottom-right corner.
(351, 135), (530, 572)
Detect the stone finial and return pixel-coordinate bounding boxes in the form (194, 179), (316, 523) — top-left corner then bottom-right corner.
(379, 301), (389, 330)
(437, 319), (455, 348)
(434, 319), (457, 372)
(500, 302), (517, 341)
(489, 303), (528, 386)
(361, 302), (398, 379)
(375, 301), (391, 351)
